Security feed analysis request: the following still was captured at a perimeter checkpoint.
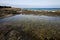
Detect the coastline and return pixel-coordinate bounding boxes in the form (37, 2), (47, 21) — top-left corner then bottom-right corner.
(0, 6), (60, 18)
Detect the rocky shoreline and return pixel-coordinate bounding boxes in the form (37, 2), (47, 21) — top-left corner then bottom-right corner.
(0, 6), (60, 40)
(0, 6), (60, 18)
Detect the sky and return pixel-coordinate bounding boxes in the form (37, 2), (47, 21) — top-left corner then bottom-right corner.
(0, 0), (60, 8)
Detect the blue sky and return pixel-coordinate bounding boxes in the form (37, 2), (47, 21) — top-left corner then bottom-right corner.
(0, 0), (60, 8)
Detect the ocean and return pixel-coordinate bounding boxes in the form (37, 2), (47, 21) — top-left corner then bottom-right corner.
(24, 8), (60, 10)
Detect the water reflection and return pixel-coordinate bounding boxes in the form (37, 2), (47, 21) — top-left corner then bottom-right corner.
(0, 14), (60, 26)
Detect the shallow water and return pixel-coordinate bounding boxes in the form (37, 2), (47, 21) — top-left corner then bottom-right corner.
(0, 14), (60, 26)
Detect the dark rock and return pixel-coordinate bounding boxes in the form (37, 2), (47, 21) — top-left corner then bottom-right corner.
(0, 6), (11, 8)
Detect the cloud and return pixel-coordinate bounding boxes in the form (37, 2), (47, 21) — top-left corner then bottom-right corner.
(0, 0), (60, 8)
